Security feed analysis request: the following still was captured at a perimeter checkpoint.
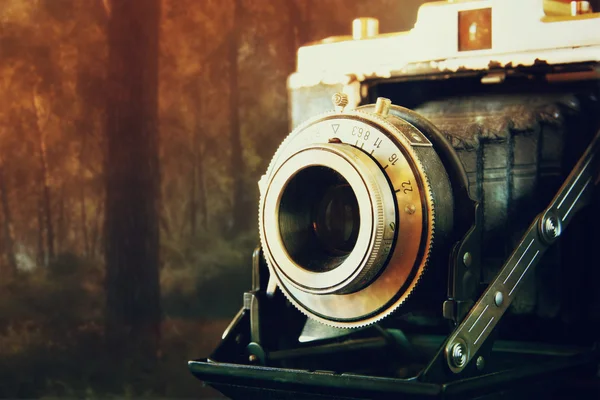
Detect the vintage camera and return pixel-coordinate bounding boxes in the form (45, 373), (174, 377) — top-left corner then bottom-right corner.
(190, 1), (600, 398)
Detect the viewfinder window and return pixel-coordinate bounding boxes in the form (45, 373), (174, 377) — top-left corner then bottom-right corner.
(458, 8), (492, 51)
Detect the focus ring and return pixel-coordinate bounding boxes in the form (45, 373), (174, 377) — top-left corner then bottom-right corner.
(261, 142), (396, 295)
(330, 144), (390, 294)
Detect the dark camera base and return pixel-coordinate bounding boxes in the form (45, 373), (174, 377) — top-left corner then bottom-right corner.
(189, 123), (600, 398)
(189, 329), (599, 399)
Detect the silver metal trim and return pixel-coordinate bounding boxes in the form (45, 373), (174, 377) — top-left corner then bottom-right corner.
(445, 129), (600, 373)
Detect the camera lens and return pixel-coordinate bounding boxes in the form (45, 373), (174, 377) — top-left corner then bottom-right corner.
(260, 118), (441, 325)
(278, 166), (360, 273)
(313, 183), (360, 254)
(261, 141), (397, 297)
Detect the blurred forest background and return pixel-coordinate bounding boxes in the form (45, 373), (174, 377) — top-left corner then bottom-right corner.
(0, 0), (424, 397)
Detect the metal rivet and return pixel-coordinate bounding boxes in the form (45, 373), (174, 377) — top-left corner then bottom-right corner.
(544, 215), (561, 239)
(404, 204), (416, 214)
(494, 291), (504, 307)
(463, 252), (472, 268)
(450, 342), (467, 368)
(476, 356), (485, 371)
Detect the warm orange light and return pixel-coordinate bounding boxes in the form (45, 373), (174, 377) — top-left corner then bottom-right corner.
(458, 8), (492, 52)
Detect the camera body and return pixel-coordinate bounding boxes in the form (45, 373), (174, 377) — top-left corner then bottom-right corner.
(191, 1), (600, 398)
(285, 0), (600, 329)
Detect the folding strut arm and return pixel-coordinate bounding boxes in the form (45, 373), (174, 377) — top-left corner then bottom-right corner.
(443, 129), (600, 374)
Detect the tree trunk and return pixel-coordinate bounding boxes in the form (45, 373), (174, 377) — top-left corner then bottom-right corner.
(75, 28), (93, 258)
(90, 198), (103, 258)
(190, 155), (197, 236)
(198, 141), (208, 230)
(78, 130), (90, 257)
(33, 90), (55, 263)
(57, 184), (65, 253)
(0, 155), (17, 277)
(79, 178), (89, 256)
(36, 196), (45, 267)
(229, 0), (244, 234)
(190, 84), (209, 233)
(189, 101), (198, 236)
(39, 137), (54, 262)
(158, 201), (172, 241)
(104, 0), (162, 379)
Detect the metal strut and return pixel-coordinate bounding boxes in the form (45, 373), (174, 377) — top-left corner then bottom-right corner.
(442, 129), (600, 373)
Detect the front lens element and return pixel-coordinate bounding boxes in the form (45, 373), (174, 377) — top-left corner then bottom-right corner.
(314, 183), (360, 255)
(278, 166), (360, 273)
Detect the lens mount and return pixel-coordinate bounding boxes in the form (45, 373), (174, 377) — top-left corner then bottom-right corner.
(262, 143), (396, 294)
(258, 109), (447, 328)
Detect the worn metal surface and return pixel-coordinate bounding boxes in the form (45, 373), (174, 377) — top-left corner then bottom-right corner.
(289, 0), (600, 89)
(192, 2), (600, 395)
(190, 331), (598, 399)
(258, 105), (450, 327)
(444, 128), (600, 373)
(416, 91), (600, 319)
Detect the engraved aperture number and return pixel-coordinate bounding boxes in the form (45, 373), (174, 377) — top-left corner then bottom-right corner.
(401, 180), (413, 194)
(352, 126), (370, 140)
(351, 125), (389, 153)
(352, 126), (371, 148)
(345, 122), (415, 198)
(394, 180), (413, 195)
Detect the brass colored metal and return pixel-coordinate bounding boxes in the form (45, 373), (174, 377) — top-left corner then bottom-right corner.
(544, 0), (593, 15)
(258, 107), (436, 328)
(374, 97), (391, 117)
(352, 18), (379, 40)
(331, 92), (349, 112)
(290, 0), (600, 89)
(571, 1), (592, 15)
